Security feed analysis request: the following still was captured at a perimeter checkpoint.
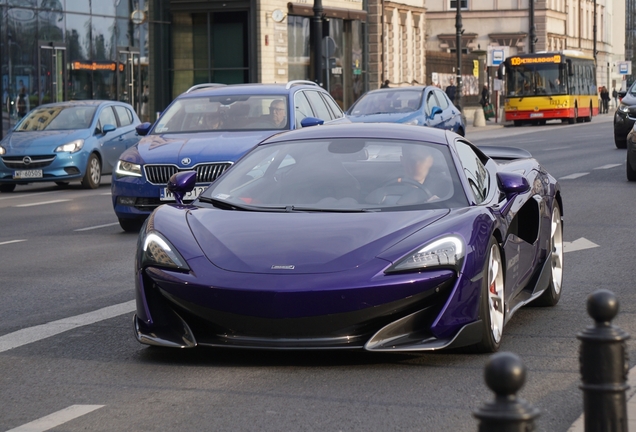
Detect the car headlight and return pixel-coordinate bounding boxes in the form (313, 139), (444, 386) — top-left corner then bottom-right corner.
(619, 103), (630, 113)
(385, 235), (465, 274)
(403, 118), (420, 125)
(0, 146), (5, 155)
(115, 160), (143, 178)
(54, 139), (84, 153)
(140, 231), (190, 271)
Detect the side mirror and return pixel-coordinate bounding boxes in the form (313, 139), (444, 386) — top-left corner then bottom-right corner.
(167, 171), (197, 205)
(102, 124), (116, 134)
(566, 59), (574, 76)
(430, 106), (443, 118)
(497, 64), (505, 80)
(618, 91), (627, 100)
(497, 172), (530, 196)
(300, 117), (325, 128)
(135, 122), (153, 136)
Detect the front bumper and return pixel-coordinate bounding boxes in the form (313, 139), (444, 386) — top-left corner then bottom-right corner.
(0, 151), (88, 183)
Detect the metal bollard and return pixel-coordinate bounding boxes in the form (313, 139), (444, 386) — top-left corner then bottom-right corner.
(577, 289), (630, 432)
(473, 351), (540, 432)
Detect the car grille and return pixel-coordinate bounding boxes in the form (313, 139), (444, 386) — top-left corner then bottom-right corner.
(2, 155), (56, 169)
(144, 162), (232, 185)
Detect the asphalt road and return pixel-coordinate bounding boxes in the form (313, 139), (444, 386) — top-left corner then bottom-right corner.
(0, 113), (633, 432)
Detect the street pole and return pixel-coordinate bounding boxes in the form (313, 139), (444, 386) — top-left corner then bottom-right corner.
(529, 0), (535, 53)
(593, 0), (597, 63)
(312, 0), (323, 86)
(455, 0), (462, 110)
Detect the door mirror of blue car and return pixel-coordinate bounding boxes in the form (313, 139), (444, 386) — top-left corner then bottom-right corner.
(135, 122), (153, 136)
(102, 124), (116, 134)
(429, 106), (443, 118)
(167, 171), (197, 205)
(300, 117), (325, 128)
(497, 172), (530, 196)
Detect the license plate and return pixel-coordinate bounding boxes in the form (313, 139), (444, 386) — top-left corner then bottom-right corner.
(529, 113), (544, 118)
(160, 185), (207, 201)
(13, 169), (43, 179)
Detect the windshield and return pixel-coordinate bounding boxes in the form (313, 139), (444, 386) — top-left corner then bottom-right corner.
(506, 63), (568, 97)
(15, 106), (97, 131)
(153, 95), (290, 134)
(199, 138), (468, 212)
(348, 90), (423, 115)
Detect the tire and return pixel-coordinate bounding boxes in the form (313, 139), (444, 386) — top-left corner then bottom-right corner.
(0, 184), (16, 192)
(55, 181), (70, 188)
(513, 120), (522, 127)
(568, 106), (578, 124)
(472, 237), (505, 353)
(81, 153), (101, 189)
(118, 217), (144, 233)
(615, 136), (627, 149)
(533, 203), (563, 307)
(584, 104), (593, 122)
(627, 157), (636, 181)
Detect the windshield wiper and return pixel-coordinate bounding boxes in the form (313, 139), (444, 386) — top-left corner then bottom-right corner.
(279, 206), (378, 213)
(198, 196), (264, 211)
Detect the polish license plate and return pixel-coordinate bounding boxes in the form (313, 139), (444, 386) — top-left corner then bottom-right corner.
(529, 113), (544, 118)
(13, 169), (43, 179)
(160, 185), (207, 201)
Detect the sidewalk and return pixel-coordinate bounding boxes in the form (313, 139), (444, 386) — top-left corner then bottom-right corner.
(567, 366), (636, 431)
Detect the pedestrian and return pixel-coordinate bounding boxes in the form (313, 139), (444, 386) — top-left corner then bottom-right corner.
(445, 79), (456, 104)
(16, 80), (27, 118)
(380, 79), (390, 89)
(141, 85), (149, 122)
(612, 87), (618, 109)
(479, 84), (490, 108)
(600, 86), (610, 114)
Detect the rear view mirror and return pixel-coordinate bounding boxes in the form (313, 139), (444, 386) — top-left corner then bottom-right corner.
(497, 172), (530, 196)
(497, 64), (505, 80)
(430, 106), (443, 118)
(102, 124), (116, 134)
(300, 117), (325, 128)
(167, 171), (196, 205)
(135, 122), (152, 136)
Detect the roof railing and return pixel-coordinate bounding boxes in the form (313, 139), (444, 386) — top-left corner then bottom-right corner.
(285, 80), (319, 89)
(185, 83), (227, 93)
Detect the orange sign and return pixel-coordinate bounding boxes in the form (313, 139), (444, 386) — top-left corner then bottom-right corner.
(509, 55), (561, 66)
(71, 61), (125, 72)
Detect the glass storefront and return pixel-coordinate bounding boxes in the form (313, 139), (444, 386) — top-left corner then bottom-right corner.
(0, 1), (149, 134)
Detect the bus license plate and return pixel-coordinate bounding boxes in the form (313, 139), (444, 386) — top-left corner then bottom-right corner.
(529, 113), (544, 118)
(14, 169), (43, 179)
(160, 185), (207, 201)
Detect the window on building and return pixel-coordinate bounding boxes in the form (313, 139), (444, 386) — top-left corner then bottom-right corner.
(450, 0), (468, 9)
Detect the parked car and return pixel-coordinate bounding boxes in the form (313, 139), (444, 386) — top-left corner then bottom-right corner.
(345, 86), (466, 136)
(133, 123), (563, 353)
(112, 81), (348, 232)
(613, 81), (636, 149)
(0, 100), (141, 192)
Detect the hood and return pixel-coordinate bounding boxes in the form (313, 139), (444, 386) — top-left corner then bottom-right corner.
(134, 130), (278, 166)
(346, 112), (418, 124)
(1, 130), (88, 154)
(186, 208), (449, 274)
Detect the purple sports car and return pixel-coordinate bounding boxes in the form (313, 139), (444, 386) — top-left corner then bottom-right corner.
(134, 123), (563, 353)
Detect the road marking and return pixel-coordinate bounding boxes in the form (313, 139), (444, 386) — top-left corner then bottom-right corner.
(6, 405), (105, 432)
(564, 238), (599, 253)
(594, 163), (622, 170)
(0, 192), (53, 201)
(0, 300), (135, 353)
(544, 146), (572, 151)
(100, 192), (112, 196)
(14, 199), (71, 208)
(559, 172), (589, 180)
(74, 222), (119, 232)
(0, 239), (27, 245)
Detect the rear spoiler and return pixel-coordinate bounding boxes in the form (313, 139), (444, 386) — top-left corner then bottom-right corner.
(478, 145), (532, 160)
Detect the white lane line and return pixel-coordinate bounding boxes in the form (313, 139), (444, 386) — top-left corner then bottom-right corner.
(6, 405), (105, 432)
(544, 146), (572, 151)
(0, 300), (135, 353)
(74, 222), (119, 232)
(100, 192), (112, 196)
(14, 199), (71, 208)
(0, 239), (27, 245)
(0, 192), (54, 201)
(564, 238), (599, 253)
(593, 163), (622, 170)
(559, 172), (589, 180)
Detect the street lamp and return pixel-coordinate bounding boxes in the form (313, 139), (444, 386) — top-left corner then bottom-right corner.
(455, 0), (462, 110)
(312, 0), (323, 86)
(529, 0), (536, 53)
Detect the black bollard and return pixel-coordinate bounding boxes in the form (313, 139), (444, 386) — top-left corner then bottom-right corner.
(577, 289), (630, 432)
(473, 352), (540, 432)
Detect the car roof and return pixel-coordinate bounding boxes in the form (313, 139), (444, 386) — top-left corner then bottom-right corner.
(41, 100), (122, 108)
(262, 123), (451, 145)
(179, 82), (324, 98)
(365, 86), (433, 94)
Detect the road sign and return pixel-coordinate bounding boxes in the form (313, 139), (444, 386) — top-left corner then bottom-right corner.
(617, 61), (632, 75)
(487, 46), (509, 67)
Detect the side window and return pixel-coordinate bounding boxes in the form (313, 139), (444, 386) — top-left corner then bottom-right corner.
(98, 107), (117, 131)
(321, 92), (344, 118)
(425, 91), (438, 116)
(305, 91), (333, 120)
(294, 92), (314, 128)
(454, 141), (489, 204)
(433, 89), (449, 109)
(114, 106), (133, 126)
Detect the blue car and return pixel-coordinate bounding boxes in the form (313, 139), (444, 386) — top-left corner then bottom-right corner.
(0, 100), (141, 192)
(134, 123), (563, 353)
(346, 86), (465, 136)
(112, 81), (347, 232)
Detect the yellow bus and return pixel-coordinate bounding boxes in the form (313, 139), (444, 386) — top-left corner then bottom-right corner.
(501, 50), (598, 126)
